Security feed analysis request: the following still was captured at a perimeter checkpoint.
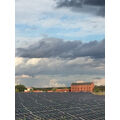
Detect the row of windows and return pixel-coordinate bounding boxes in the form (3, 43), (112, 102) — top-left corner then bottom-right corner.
(72, 87), (91, 89)
(72, 88), (92, 91)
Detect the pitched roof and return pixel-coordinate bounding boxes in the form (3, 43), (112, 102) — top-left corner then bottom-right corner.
(71, 82), (93, 85)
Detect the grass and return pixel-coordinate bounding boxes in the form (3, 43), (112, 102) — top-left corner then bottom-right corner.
(92, 91), (105, 95)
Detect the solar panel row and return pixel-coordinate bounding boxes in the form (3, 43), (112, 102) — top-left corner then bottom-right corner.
(15, 92), (105, 120)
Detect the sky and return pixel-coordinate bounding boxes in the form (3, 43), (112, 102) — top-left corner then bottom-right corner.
(15, 0), (105, 87)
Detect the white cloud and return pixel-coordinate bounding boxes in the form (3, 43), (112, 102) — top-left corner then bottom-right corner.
(15, 57), (24, 66)
(15, 74), (32, 85)
(16, 74), (32, 79)
(15, 0), (104, 39)
(93, 78), (105, 86)
(16, 57), (104, 74)
(15, 79), (20, 85)
(26, 58), (41, 65)
(49, 79), (66, 87)
(15, 0), (105, 87)
(67, 57), (94, 65)
(15, 74), (105, 88)
(76, 80), (85, 83)
(15, 56), (104, 87)
(15, 0), (56, 24)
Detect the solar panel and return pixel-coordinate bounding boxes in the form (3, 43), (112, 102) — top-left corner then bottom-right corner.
(15, 92), (105, 120)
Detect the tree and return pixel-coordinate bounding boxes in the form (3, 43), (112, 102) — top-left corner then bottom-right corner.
(93, 85), (105, 92)
(15, 84), (26, 92)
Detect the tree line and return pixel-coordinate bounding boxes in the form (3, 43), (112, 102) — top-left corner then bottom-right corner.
(15, 84), (105, 92)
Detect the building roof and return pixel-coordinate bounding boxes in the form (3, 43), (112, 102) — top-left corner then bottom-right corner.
(71, 82), (93, 85)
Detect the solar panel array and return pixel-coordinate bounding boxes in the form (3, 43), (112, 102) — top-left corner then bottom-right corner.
(16, 92), (105, 120)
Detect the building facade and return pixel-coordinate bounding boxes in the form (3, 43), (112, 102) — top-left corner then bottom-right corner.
(55, 88), (70, 92)
(71, 82), (94, 92)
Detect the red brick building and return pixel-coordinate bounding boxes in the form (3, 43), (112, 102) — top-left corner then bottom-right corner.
(47, 90), (53, 92)
(71, 82), (94, 92)
(55, 88), (70, 92)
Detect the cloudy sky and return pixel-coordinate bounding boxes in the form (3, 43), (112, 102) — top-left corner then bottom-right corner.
(15, 0), (105, 87)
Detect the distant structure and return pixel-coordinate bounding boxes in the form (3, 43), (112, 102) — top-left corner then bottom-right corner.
(71, 82), (94, 92)
(23, 82), (94, 93)
(55, 88), (70, 92)
(24, 87), (33, 92)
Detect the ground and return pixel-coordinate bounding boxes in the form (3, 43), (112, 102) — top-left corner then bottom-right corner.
(92, 92), (105, 96)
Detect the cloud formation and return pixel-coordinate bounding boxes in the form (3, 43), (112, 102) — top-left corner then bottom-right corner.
(48, 79), (66, 87)
(16, 38), (105, 59)
(15, 0), (105, 87)
(15, 57), (104, 77)
(15, 0), (105, 42)
(16, 74), (32, 79)
(56, 0), (105, 17)
(15, 57), (104, 87)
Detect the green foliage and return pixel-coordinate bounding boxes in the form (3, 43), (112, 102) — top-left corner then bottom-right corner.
(15, 84), (26, 92)
(93, 85), (105, 92)
(15, 88), (19, 92)
(52, 88), (57, 91)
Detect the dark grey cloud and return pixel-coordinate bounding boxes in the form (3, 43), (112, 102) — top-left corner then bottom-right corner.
(84, 0), (105, 6)
(55, 0), (105, 17)
(56, 0), (105, 7)
(16, 38), (105, 59)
